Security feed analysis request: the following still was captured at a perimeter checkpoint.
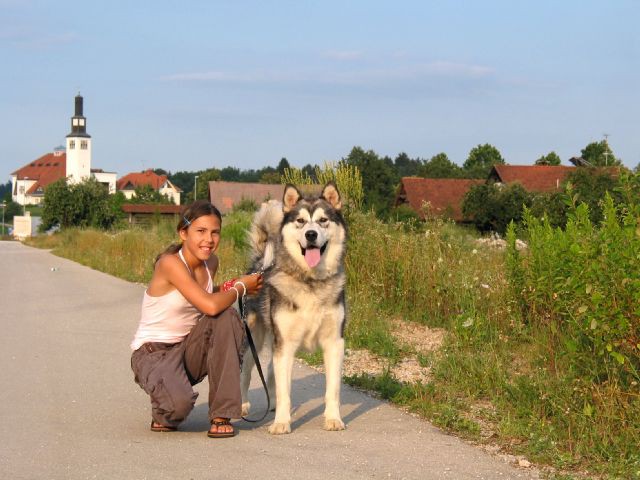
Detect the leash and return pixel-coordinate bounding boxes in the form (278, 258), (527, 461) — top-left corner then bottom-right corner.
(239, 293), (271, 423)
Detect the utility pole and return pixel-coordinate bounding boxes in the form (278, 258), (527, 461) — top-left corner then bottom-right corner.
(1, 201), (5, 236)
(194, 175), (199, 201)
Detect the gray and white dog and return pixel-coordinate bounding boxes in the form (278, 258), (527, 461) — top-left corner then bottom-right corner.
(240, 182), (347, 434)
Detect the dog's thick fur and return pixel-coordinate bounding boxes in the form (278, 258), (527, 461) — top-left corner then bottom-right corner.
(240, 182), (347, 434)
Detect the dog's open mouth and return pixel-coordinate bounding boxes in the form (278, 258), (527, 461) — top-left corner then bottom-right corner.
(301, 244), (327, 268)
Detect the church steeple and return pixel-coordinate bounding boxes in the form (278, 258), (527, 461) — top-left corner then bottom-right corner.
(67, 93), (90, 138)
(65, 93), (92, 183)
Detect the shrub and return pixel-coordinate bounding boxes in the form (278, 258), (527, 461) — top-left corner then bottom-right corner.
(508, 195), (640, 385)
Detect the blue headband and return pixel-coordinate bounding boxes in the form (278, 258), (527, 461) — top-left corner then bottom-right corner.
(183, 216), (191, 226)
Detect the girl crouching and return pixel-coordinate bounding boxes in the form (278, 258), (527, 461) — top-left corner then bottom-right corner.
(130, 200), (262, 438)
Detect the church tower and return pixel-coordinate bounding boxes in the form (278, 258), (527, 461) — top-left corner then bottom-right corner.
(65, 93), (91, 183)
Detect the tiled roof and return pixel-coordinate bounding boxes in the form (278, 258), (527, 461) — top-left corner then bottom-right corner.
(489, 165), (576, 192)
(397, 177), (485, 221)
(121, 204), (182, 214)
(117, 169), (181, 192)
(208, 181), (322, 214)
(11, 152), (67, 194)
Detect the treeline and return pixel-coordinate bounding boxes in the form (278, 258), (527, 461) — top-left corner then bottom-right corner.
(162, 140), (624, 218)
(3, 138), (628, 231)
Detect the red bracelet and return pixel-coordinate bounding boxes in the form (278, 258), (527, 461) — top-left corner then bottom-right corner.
(221, 278), (238, 292)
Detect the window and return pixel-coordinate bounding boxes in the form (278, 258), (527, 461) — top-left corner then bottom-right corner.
(80, 140), (88, 150)
(69, 140), (75, 149)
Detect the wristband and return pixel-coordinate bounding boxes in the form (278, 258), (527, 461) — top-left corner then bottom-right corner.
(221, 278), (238, 292)
(234, 281), (247, 297)
(229, 286), (239, 303)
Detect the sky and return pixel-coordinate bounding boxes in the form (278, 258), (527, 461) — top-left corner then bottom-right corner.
(2, 0), (639, 182)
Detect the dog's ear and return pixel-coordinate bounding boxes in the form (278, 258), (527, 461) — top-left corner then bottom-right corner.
(320, 182), (342, 210)
(283, 184), (302, 212)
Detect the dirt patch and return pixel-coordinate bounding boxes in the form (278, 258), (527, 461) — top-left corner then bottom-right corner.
(390, 318), (446, 354)
(312, 320), (445, 384)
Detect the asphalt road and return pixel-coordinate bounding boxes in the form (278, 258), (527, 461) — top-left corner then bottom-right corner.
(0, 241), (539, 480)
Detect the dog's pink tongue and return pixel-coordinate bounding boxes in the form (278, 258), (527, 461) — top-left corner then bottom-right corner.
(304, 247), (321, 268)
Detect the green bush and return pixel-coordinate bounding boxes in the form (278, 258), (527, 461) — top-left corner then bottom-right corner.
(507, 195), (640, 385)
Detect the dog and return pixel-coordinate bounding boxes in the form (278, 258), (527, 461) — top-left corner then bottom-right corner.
(240, 182), (347, 434)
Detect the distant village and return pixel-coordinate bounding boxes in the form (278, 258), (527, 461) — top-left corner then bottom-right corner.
(7, 94), (618, 238)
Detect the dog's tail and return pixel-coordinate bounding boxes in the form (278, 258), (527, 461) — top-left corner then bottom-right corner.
(248, 199), (283, 271)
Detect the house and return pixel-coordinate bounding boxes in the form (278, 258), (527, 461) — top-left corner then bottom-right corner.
(395, 165), (586, 222)
(207, 181), (323, 214)
(10, 94), (116, 205)
(395, 177), (485, 222)
(208, 181), (284, 214)
(116, 169), (182, 205)
(487, 165), (576, 192)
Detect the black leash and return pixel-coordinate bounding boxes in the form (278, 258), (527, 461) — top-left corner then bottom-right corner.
(239, 294), (271, 423)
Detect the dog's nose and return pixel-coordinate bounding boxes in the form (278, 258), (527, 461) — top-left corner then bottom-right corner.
(305, 230), (318, 243)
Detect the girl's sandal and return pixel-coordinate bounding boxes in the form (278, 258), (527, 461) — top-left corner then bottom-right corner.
(150, 420), (177, 432)
(207, 418), (235, 438)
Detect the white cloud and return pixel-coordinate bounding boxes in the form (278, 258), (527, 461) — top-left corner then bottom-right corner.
(161, 60), (495, 88)
(321, 50), (364, 61)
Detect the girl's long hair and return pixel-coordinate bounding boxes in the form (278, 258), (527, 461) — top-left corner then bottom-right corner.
(154, 200), (222, 265)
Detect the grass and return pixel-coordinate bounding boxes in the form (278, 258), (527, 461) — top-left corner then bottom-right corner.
(24, 209), (640, 479)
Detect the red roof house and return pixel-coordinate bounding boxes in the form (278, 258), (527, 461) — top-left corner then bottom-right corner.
(488, 165), (576, 192)
(11, 151), (67, 201)
(117, 169), (182, 205)
(208, 181), (322, 214)
(395, 177), (485, 222)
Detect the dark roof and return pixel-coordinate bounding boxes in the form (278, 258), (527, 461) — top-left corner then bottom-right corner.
(121, 204), (182, 214)
(489, 165), (576, 192)
(208, 181), (322, 214)
(396, 177), (484, 221)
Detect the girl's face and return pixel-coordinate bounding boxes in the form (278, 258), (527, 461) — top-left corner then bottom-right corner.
(179, 214), (221, 261)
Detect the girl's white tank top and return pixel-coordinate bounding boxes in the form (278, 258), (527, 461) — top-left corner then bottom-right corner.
(130, 250), (212, 351)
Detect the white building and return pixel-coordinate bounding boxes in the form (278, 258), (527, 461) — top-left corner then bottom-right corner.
(116, 169), (181, 205)
(10, 94), (117, 205)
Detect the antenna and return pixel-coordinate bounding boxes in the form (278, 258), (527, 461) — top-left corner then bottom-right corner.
(603, 133), (610, 166)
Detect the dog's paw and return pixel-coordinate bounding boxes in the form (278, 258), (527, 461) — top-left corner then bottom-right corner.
(241, 402), (251, 417)
(323, 418), (345, 431)
(268, 422), (291, 435)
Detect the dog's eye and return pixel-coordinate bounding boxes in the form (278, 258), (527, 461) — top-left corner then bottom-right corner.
(296, 218), (305, 225)
(319, 217), (328, 223)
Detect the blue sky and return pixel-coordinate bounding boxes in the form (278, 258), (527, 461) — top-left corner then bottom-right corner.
(2, 0), (639, 181)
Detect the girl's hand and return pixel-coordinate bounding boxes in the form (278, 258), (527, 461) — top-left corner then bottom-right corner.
(236, 273), (263, 296)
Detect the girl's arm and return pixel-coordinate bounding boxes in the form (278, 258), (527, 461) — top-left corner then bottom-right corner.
(156, 255), (261, 316)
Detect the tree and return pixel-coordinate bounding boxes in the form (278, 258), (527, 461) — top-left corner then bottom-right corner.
(276, 158), (291, 175)
(41, 178), (120, 230)
(193, 168), (221, 201)
(259, 171), (281, 184)
(462, 144), (505, 179)
(394, 152), (422, 178)
(580, 141), (622, 167)
(301, 164), (318, 182)
(153, 168), (169, 176)
(220, 166), (241, 182)
(344, 146), (396, 216)
(535, 151), (561, 166)
(132, 184), (174, 204)
(169, 170), (201, 198)
(418, 152), (462, 178)
(0, 181), (12, 201)
(462, 182), (532, 234)
(565, 167), (622, 224)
